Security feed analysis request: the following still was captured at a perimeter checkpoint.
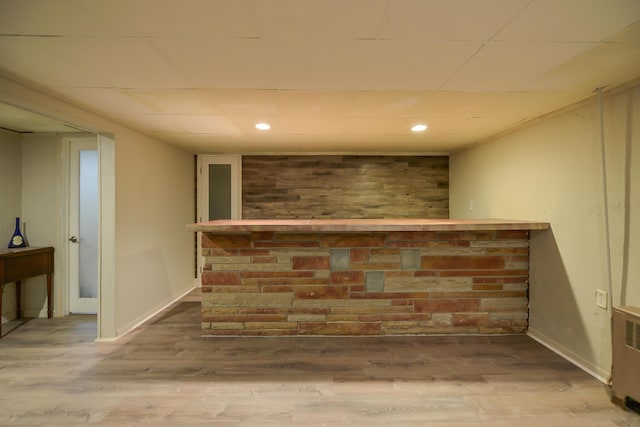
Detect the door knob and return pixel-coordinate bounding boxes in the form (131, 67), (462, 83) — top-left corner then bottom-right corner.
(69, 236), (78, 243)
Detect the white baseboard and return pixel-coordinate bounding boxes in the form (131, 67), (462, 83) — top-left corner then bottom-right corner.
(95, 286), (195, 342)
(527, 328), (610, 384)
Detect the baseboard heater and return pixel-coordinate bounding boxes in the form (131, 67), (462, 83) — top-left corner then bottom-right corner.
(612, 306), (640, 412)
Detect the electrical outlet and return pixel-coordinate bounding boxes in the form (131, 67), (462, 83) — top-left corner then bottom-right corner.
(468, 200), (474, 212)
(596, 289), (608, 309)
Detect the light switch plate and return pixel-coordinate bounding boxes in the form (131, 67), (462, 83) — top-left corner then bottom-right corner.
(596, 289), (608, 309)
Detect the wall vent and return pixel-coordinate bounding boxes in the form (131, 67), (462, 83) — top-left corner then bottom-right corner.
(612, 306), (640, 410)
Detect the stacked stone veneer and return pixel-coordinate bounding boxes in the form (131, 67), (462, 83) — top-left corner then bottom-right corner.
(242, 156), (449, 219)
(201, 230), (530, 336)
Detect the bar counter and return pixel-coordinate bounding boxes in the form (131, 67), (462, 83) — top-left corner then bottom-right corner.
(189, 219), (549, 336)
(186, 218), (550, 233)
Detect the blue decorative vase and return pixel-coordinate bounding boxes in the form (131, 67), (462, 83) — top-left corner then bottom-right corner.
(8, 217), (27, 248)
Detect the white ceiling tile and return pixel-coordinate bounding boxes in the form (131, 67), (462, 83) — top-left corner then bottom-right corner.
(248, 0), (387, 40)
(118, 89), (293, 116)
(527, 43), (640, 92)
(410, 115), (470, 136)
(461, 115), (533, 132)
(408, 92), (486, 117)
(0, 0), (97, 35)
(200, 90), (280, 115)
(361, 41), (481, 90)
(443, 42), (597, 91)
(351, 92), (436, 117)
(495, 0), (640, 42)
(274, 91), (359, 116)
(153, 38), (278, 89)
(445, 115), (538, 146)
(126, 0), (258, 37)
(426, 91), (581, 118)
(165, 115), (242, 135)
(0, 19), (21, 35)
(345, 117), (418, 135)
(0, 0), (638, 153)
(198, 90), (359, 116)
(52, 88), (153, 117)
(606, 19), (640, 44)
(378, 0), (529, 41)
(0, 37), (109, 87)
(116, 90), (220, 115)
(265, 39), (373, 90)
(124, 115), (188, 134)
(251, 115), (349, 135)
(121, 113), (223, 134)
(0, 0), (254, 37)
(43, 37), (192, 89)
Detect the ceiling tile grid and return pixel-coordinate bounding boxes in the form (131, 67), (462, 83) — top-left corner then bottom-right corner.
(0, 0), (638, 153)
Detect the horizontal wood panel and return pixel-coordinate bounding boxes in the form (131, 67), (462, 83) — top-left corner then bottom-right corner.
(242, 155), (448, 219)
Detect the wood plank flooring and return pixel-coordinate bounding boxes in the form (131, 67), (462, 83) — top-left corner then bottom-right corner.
(0, 290), (638, 426)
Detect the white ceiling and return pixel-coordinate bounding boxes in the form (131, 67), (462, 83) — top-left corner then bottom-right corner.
(0, 0), (639, 154)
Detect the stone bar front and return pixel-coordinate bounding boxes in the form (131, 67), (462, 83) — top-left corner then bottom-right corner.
(187, 219), (549, 336)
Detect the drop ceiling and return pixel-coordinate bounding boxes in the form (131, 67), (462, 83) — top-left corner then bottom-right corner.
(0, 0), (639, 154)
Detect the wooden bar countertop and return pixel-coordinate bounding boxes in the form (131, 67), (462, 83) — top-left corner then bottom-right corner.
(186, 218), (550, 233)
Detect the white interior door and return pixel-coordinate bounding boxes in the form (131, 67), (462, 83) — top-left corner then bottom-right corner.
(69, 138), (99, 314)
(196, 155), (241, 283)
(198, 155), (241, 223)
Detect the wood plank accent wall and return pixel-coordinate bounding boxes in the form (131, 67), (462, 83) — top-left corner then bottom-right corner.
(242, 156), (449, 219)
(200, 230), (530, 336)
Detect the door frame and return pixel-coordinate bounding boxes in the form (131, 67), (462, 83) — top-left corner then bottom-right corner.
(196, 155), (242, 284)
(197, 155), (242, 223)
(59, 134), (116, 340)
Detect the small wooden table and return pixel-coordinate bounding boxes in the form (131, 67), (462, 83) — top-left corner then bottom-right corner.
(0, 246), (54, 337)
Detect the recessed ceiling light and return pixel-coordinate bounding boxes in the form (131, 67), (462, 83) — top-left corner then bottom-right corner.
(256, 123), (271, 130)
(411, 124), (427, 132)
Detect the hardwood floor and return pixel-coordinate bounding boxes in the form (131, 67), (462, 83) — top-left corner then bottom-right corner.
(0, 290), (637, 426)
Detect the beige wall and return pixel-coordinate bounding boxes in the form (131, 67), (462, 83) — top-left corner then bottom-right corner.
(20, 134), (62, 317)
(114, 130), (195, 335)
(450, 84), (640, 380)
(0, 132), (62, 320)
(0, 129), (21, 323)
(0, 75), (195, 339)
(0, 129), (21, 245)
